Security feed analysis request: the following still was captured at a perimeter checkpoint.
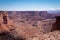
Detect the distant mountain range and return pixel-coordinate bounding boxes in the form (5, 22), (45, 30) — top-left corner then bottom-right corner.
(48, 10), (60, 16)
(7, 11), (55, 21)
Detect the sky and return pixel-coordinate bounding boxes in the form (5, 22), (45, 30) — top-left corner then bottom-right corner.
(0, 0), (60, 11)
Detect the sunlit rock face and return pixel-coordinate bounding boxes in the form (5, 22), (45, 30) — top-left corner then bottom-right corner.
(0, 11), (15, 33)
(0, 11), (9, 32)
(39, 19), (56, 33)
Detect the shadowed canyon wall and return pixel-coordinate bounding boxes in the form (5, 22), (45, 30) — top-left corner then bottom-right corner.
(52, 16), (60, 31)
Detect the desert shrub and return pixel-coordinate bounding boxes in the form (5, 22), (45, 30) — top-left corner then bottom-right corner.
(0, 32), (26, 40)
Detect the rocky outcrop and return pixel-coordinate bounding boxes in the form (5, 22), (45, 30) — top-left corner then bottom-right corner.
(0, 11), (25, 40)
(26, 30), (60, 40)
(0, 11), (15, 32)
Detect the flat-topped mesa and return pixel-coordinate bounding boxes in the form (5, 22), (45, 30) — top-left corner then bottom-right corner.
(30, 11), (48, 21)
(8, 11), (48, 21)
(21, 11), (48, 21)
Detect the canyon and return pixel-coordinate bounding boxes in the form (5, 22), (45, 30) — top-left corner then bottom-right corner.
(0, 11), (60, 40)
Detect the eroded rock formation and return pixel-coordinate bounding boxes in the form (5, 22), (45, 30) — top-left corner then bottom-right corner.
(0, 11), (25, 40)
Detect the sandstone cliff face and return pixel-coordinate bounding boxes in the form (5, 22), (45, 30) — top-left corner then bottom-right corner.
(0, 11), (9, 32)
(0, 11), (15, 32)
(0, 11), (25, 40)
